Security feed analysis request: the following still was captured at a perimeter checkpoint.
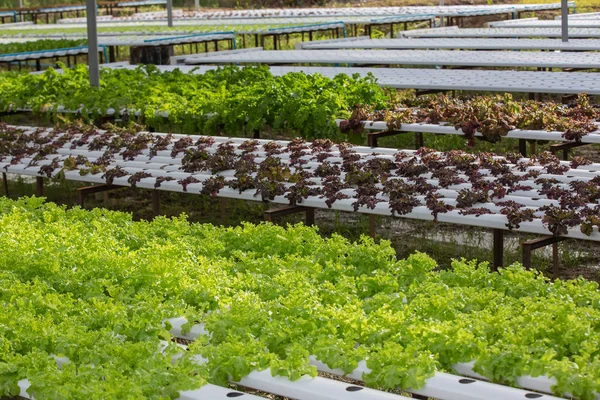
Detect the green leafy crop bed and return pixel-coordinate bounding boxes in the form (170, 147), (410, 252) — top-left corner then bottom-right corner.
(0, 64), (388, 139)
(0, 38), (86, 55)
(1, 197), (600, 399)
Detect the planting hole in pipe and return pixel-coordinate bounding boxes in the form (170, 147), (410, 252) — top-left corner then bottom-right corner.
(459, 379), (476, 384)
(346, 386), (364, 392)
(226, 392), (245, 397)
(525, 394), (544, 399)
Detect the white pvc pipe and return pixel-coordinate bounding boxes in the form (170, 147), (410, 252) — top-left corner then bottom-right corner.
(166, 318), (567, 400)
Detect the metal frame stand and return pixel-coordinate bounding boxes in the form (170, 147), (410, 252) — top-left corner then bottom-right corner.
(264, 205), (315, 226)
(367, 130), (423, 149)
(493, 229), (504, 271)
(517, 139), (540, 157)
(76, 184), (118, 208)
(152, 190), (160, 217)
(369, 215), (377, 238)
(549, 142), (588, 161)
(2, 172), (8, 197)
(521, 236), (567, 275)
(219, 198), (228, 225)
(36, 177), (44, 197)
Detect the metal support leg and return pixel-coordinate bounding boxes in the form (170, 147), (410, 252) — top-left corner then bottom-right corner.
(530, 141), (536, 156)
(492, 229), (504, 271)
(305, 208), (315, 226)
(2, 172), (8, 197)
(152, 190), (160, 217)
(415, 132), (424, 149)
(549, 142), (588, 161)
(367, 130), (403, 148)
(219, 198), (228, 225)
(76, 184), (117, 208)
(518, 139), (527, 157)
(36, 177), (44, 197)
(552, 242), (560, 276)
(521, 236), (567, 270)
(264, 205), (314, 226)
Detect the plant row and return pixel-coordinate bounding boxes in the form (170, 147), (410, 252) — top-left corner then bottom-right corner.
(1, 197), (600, 399)
(2, 123), (600, 238)
(340, 93), (600, 144)
(0, 64), (389, 139)
(0, 22), (334, 37)
(2, 65), (598, 144)
(0, 38), (87, 55)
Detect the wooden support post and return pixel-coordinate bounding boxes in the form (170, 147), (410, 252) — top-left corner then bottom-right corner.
(36, 177), (44, 197)
(2, 172), (8, 197)
(152, 190), (160, 217)
(521, 236), (567, 270)
(492, 229), (504, 271)
(264, 205), (314, 226)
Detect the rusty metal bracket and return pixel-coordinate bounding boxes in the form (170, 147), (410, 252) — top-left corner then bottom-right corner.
(521, 236), (567, 275)
(264, 205), (315, 226)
